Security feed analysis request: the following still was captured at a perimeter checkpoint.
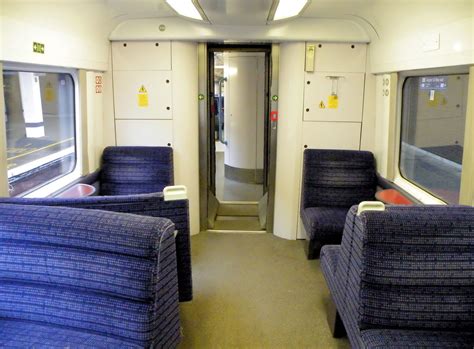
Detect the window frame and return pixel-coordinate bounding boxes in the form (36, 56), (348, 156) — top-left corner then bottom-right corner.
(394, 66), (470, 205)
(3, 63), (82, 198)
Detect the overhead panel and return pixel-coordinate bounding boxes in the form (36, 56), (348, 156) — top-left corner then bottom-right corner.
(311, 43), (366, 73)
(116, 120), (173, 146)
(303, 72), (365, 122)
(113, 70), (172, 120)
(302, 122), (361, 150)
(112, 41), (171, 71)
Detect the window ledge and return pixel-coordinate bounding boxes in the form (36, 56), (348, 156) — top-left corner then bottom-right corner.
(23, 170), (82, 198)
(393, 176), (446, 205)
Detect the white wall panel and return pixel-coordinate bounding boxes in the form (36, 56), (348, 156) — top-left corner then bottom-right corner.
(115, 120), (173, 146)
(86, 72), (104, 172)
(374, 74), (392, 177)
(273, 43), (305, 240)
(303, 72), (365, 122)
(102, 49), (117, 148)
(112, 41), (171, 71)
(171, 42), (200, 236)
(1, 3), (115, 71)
(302, 122), (361, 150)
(113, 71), (172, 120)
(366, 3), (473, 73)
(312, 43), (367, 73)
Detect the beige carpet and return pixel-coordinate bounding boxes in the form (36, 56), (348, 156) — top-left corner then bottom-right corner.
(179, 232), (350, 349)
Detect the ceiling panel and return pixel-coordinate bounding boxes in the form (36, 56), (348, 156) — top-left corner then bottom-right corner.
(5, 0), (378, 23)
(105, 0), (175, 19)
(199, 0), (274, 25)
(303, 0), (374, 18)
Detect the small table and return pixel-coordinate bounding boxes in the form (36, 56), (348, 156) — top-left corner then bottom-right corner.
(56, 184), (96, 199)
(375, 189), (412, 205)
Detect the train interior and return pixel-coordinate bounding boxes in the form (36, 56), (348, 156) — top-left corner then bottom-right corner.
(0, 0), (473, 348)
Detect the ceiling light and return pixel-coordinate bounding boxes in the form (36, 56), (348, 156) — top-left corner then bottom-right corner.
(165, 0), (209, 21)
(268, 0), (310, 21)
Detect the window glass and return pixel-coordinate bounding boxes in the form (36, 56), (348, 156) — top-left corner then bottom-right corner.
(400, 74), (468, 204)
(3, 71), (76, 196)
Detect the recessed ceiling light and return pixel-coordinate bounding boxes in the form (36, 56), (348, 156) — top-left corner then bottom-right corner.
(268, 0), (310, 22)
(165, 0), (209, 22)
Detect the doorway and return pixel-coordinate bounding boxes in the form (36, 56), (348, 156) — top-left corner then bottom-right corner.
(205, 44), (276, 232)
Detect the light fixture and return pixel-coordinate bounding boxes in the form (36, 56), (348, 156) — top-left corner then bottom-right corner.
(267, 0), (310, 22)
(165, 0), (209, 22)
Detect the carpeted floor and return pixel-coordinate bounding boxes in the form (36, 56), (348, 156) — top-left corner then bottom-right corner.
(179, 232), (350, 349)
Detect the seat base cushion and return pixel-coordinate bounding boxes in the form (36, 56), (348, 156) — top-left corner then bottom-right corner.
(0, 320), (141, 348)
(301, 207), (349, 242)
(321, 246), (474, 349)
(360, 329), (474, 349)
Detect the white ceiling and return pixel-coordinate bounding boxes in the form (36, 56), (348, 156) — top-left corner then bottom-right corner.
(104, 0), (378, 25)
(4, 0), (380, 24)
(303, 0), (373, 18)
(199, 0), (274, 25)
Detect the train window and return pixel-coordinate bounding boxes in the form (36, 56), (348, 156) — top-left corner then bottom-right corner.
(3, 71), (76, 196)
(400, 74), (468, 204)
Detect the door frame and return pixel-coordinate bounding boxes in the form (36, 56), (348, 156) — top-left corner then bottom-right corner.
(198, 43), (279, 233)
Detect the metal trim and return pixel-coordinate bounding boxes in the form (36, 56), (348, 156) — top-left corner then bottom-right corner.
(198, 43), (209, 231)
(200, 43), (278, 234)
(265, 44), (279, 234)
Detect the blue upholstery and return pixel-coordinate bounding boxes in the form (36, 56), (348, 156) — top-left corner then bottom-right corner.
(0, 320), (142, 348)
(301, 207), (348, 241)
(300, 149), (377, 258)
(99, 146), (174, 195)
(360, 330), (474, 349)
(0, 192), (193, 302)
(321, 205), (474, 349)
(0, 204), (181, 348)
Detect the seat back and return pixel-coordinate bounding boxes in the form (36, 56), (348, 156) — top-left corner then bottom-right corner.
(301, 149), (376, 209)
(0, 193), (193, 302)
(100, 146), (174, 195)
(340, 205), (474, 331)
(0, 204), (180, 347)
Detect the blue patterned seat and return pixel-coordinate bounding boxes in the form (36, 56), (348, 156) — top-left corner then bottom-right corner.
(0, 204), (181, 348)
(0, 192), (193, 302)
(98, 146), (174, 195)
(320, 205), (474, 349)
(300, 149), (377, 259)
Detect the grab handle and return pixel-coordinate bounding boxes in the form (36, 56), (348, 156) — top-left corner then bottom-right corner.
(357, 201), (385, 216)
(163, 185), (188, 201)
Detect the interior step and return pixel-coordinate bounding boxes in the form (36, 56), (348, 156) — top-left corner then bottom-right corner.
(217, 202), (259, 217)
(213, 216), (263, 231)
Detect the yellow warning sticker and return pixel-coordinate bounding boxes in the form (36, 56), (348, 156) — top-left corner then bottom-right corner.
(138, 85), (148, 107)
(319, 101), (326, 109)
(427, 91), (447, 107)
(45, 82), (55, 102)
(328, 94), (339, 109)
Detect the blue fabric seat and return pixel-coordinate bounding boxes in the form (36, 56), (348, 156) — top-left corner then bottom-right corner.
(0, 192), (193, 302)
(0, 320), (142, 348)
(98, 146), (174, 195)
(301, 207), (348, 241)
(320, 205), (474, 349)
(0, 204), (181, 348)
(300, 149), (377, 259)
